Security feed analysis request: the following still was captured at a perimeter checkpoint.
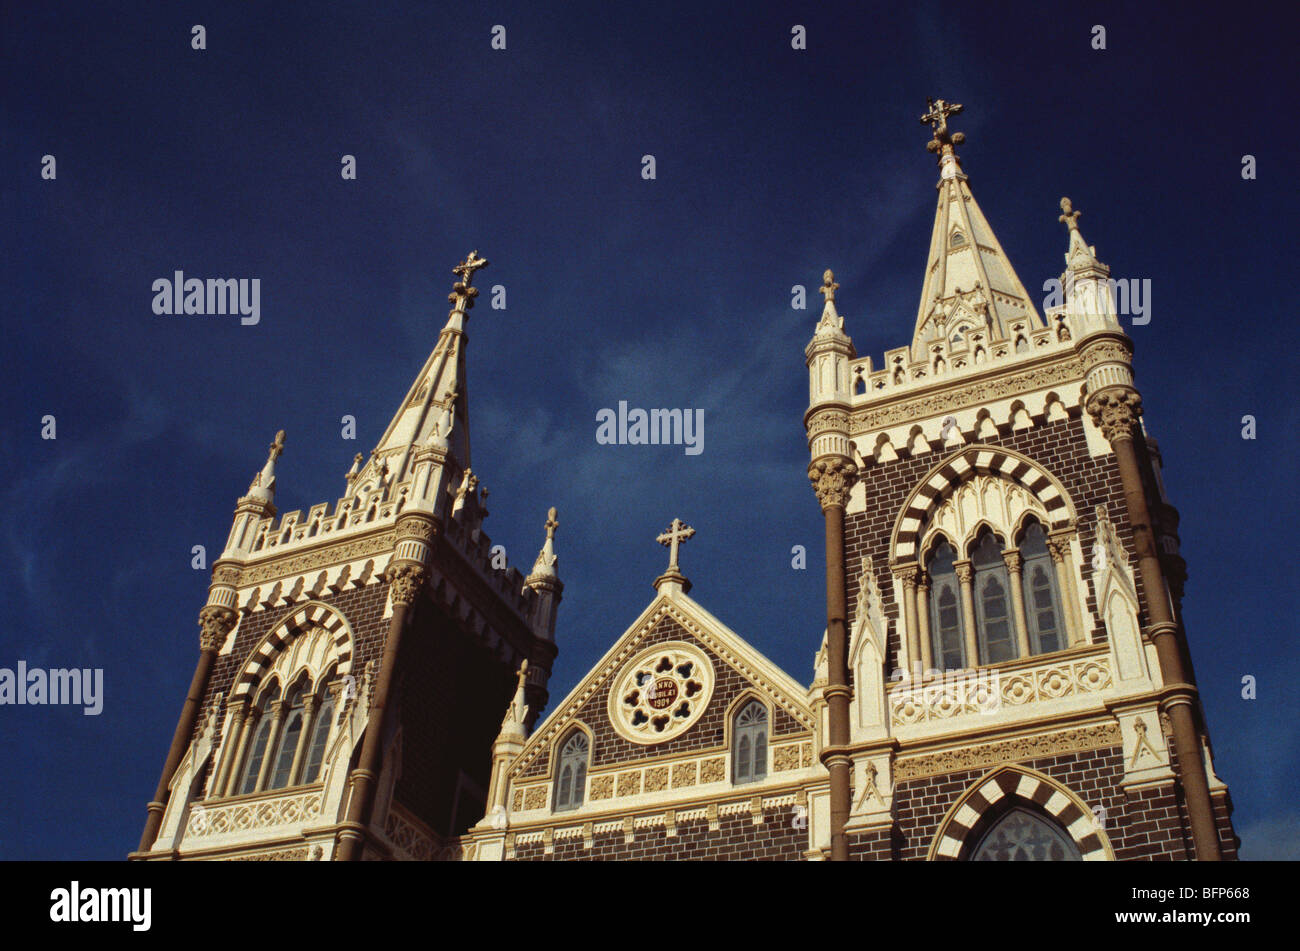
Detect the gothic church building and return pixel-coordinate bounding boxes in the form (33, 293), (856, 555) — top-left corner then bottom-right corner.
(132, 101), (1238, 861)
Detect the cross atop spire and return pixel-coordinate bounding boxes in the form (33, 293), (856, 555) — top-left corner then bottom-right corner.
(921, 97), (966, 153)
(449, 250), (490, 311)
(268, 429), (286, 462)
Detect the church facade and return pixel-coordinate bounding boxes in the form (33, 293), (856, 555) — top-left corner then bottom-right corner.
(131, 101), (1238, 861)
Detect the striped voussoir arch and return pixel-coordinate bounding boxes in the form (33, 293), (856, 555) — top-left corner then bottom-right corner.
(232, 601), (354, 702)
(929, 765), (1110, 861)
(894, 446), (1073, 560)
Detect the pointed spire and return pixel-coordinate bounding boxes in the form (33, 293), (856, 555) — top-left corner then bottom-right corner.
(1059, 197), (1104, 272)
(528, 507), (560, 581)
(497, 659), (531, 740)
(344, 452), (363, 494)
(912, 99), (1043, 357)
(355, 251), (490, 489)
(246, 430), (285, 503)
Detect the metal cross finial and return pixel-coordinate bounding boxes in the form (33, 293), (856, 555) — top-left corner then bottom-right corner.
(1059, 197), (1082, 232)
(819, 269), (839, 302)
(921, 97), (966, 153)
(452, 250), (489, 285)
(656, 518), (695, 573)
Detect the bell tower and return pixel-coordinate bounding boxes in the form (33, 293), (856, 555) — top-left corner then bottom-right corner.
(131, 252), (563, 861)
(805, 101), (1238, 861)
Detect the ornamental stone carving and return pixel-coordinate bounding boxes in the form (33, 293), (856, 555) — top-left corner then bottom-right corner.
(808, 457), (858, 511)
(892, 721), (1121, 781)
(806, 409), (850, 439)
(395, 517), (437, 541)
(608, 642), (714, 745)
(211, 565), (242, 587)
(851, 357), (1086, 433)
(198, 605), (238, 652)
(384, 563), (428, 606)
(1086, 389), (1142, 443)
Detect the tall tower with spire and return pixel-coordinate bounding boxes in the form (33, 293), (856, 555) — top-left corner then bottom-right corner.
(131, 252), (563, 862)
(804, 101), (1238, 861)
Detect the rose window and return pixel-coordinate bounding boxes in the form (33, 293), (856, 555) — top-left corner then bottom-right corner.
(609, 642), (714, 744)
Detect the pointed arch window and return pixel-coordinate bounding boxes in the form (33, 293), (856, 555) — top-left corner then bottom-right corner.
(973, 531), (1016, 663)
(1020, 522), (1064, 655)
(927, 540), (965, 669)
(972, 807), (1082, 861)
(269, 685), (306, 789)
(237, 693), (275, 795)
(302, 690), (336, 784)
(553, 731), (589, 812)
(732, 701), (768, 784)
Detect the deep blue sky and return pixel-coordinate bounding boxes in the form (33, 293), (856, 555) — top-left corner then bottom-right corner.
(1, 1), (1295, 860)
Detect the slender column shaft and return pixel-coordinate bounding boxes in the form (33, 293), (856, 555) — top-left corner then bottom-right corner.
(289, 694), (320, 787)
(212, 701), (248, 796)
(225, 708), (260, 796)
(955, 561), (979, 667)
(336, 562), (425, 861)
(1048, 536), (1083, 647)
(899, 568), (920, 677)
(1003, 551), (1031, 658)
(1089, 388), (1220, 860)
(256, 701), (287, 791)
(916, 578), (933, 672)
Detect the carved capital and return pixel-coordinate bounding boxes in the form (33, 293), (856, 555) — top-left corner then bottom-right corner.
(1046, 539), (1068, 564)
(1002, 550), (1023, 573)
(198, 605), (237, 652)
(1086, 388), (1142, 443)
(954, 561), (973, 584)
(384, 563), (428, 606)
(807, 457), (858, 512)
(395, 517), (438, 542)
(806, 409), (850, 440)
(895, 565), (919, 590)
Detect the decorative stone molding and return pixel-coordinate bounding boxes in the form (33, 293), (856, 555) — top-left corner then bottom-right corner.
(1085, 389), (1142, 443)
(395, 518), (437, 541)
(198, 605), (238, 652)
(229, 847), (310, 861)
(589, 776), (614, 800)
(383, 805), (439, 860)
(893, 721), (1121, 781)
(211, 565), (242, 587)
(851, 356), (1085, 433)
(808, 457), (858, 511)
(929, 765), (1112, 861)
(384, 563), (428, 606)
(186, 787), (324, 838)
(806, 409), (850, 440)
(240, 530), (395, 586)
(671, 763), (697, 788)
(890, 653), (1112, 727)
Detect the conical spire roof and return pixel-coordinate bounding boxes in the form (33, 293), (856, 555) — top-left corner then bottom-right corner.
(354, 251), (488, 488)
(911, 100), (1043, 358)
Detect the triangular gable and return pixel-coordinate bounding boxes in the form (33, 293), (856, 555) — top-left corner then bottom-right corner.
(510, 589), (815, 782)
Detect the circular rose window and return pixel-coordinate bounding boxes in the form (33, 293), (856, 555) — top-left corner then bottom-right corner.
(609, 642), (714, 744)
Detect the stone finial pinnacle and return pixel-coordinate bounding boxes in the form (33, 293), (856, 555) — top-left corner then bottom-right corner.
(528, 507), (560, 580)
(247, 429), (286, 500)
(819, 269), (838, 303)
(1059, 197), (1082, 233)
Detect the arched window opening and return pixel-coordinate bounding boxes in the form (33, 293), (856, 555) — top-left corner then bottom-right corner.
(238, 692), (275, 796)
(1020, 522), (1064, 654)
(972, 531), (1016, 664)
(971, 806), (1082, 861)
(553, 731), (589, 812)
(302, 689), (336, 784)
(732, 701), (768, 784)
(269, 685), (306, 789)
(928, 540), (965, 669)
